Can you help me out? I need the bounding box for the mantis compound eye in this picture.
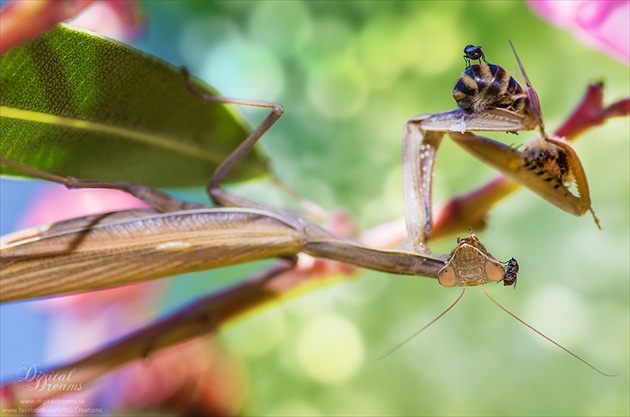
[437,265,458,287]
[484,258,506,284]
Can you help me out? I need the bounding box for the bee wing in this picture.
[0,208,303,302]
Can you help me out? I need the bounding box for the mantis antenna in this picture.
[380,283,615,377]
[379,287,466,359]
[479,284,615,377]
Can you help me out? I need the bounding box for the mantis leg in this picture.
[448,131,598,224]
[429,83,626,237]
[402,115,443,255]
[0,156,205,213]
[402,107,537,255]
[182,68,286,211]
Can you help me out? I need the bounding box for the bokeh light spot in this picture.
[295,315,364,384]
[248,1,312,56]
[225,309,287,359]
[524,284,591,346]
[201,37,285,101]
[307,66,368,119]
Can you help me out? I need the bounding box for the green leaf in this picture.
[0,24,268,187]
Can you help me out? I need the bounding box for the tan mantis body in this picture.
[0,203,445,302]
[0,43,595,298]
[0,41,620,393]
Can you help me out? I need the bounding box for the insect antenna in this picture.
[508,39,546,135]
[479,284,615,377]
[379,287,466,359]
[508,40,533,89]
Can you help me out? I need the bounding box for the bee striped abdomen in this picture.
[521,139,572,189]
[453,63,526,114]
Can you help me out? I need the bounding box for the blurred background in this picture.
[1,1,628,415]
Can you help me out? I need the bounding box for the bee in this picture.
[502,257,519,288]
[452,44,528,114]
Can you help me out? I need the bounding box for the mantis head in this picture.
[437,228,511,287]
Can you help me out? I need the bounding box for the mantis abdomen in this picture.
[0,208,304,302]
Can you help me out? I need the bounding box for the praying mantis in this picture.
[0,43,600,298]
[0,25,628,401]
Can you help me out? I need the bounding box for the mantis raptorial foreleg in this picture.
[403,42,601,255]
[430,82,628,239]
[450,132,599,224]
[403,108,536,253]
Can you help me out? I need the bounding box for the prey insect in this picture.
[502,257,519,287]
[0,33,617,401]
[455,44,527,114]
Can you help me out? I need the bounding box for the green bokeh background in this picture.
[8,1,629,415]
[138,1,629,416]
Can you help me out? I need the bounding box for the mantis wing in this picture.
[0,208,304,302]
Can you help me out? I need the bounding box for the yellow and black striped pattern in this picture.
[453,63,526,114]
